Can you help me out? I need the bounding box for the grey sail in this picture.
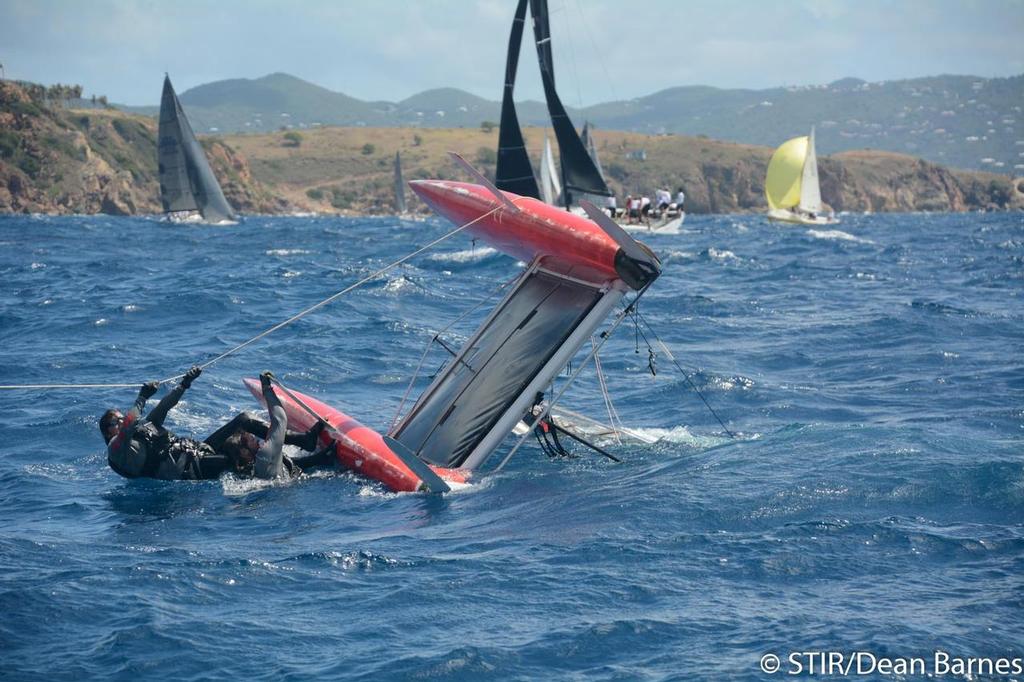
[394,151,407,214]
[529,0,611,205]
[158,75,235,222]
[391,265,624,470]
[495,0,541,199]
[580,122,604,178]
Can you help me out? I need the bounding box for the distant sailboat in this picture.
[495,0,610,208]
[580,122,604,181]
[157,75,236,224]
[494,0,680,232]
[495,0,541,200]
[539,133,561,205]
[765,127,837,225]
[394,151,408,215]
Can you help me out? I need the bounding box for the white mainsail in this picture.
[798,126,823,215]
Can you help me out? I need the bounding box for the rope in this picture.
[494,285,650,471]
[591,337,623,445]
[389,269,520,431]
[635,311,736,439]
[0,206,502,391]
[266,374,361,456]
[189,206,502,376]
[0,382,142,390]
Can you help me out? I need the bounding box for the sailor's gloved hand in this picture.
[181,366,202,389]
[139,381,159,400]
[260,371,275,392]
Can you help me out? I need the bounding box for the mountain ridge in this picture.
[114,71,1024,174]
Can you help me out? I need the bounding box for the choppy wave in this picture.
[1,212,1021,680]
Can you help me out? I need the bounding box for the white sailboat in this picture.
[539,133,561,206]
[765,126,837,225]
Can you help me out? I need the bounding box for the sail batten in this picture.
[157,75,235,222]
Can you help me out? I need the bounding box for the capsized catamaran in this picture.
[157,75,237,224]
[765,126,837,225]
[248,156,662,493]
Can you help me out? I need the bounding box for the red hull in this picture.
[244,379,468,492]
[410,180,623,285]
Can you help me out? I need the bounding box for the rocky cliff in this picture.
[0,80,283,215]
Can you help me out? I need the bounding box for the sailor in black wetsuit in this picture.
[100,366,324,481]
[222,372,335,479]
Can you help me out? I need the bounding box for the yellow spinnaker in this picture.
[765,136,809,210]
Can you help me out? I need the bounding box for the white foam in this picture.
[380,276,415,295]
[221,474,296,496]
[265,248,312,256]
[630,425,733,448]
[807,229,874,244]
[428,247,497,263]
[707,247,739,261]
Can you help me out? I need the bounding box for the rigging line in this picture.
[189,206,503,377]
[389,269,521,431]
[572,0,618,104]
[0,382,142,390]
[266,375,363,456]
[591,337,623,444]
[552,0,585,111]
[0,206,502,392]
[635,311,736,439]
[494,284,651,471]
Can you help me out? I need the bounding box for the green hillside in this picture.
[3,79,1021,216]
[116,72,1024,173]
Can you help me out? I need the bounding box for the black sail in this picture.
[394,151,407,214]
[529,0,611,205]
[157,75,235,222]
[495,0,540,199]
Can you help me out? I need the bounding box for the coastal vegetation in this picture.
[1,79,1021,216]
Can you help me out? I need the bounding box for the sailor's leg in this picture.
[290,441,337,471]
[194,452,234,479]
[204,412,269,451]
[253,404,288,479]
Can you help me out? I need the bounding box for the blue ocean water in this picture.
[0,211,1021,680]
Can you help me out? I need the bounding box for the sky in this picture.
[2,0,1023,106]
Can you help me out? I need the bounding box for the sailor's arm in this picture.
[146,366,201,428]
